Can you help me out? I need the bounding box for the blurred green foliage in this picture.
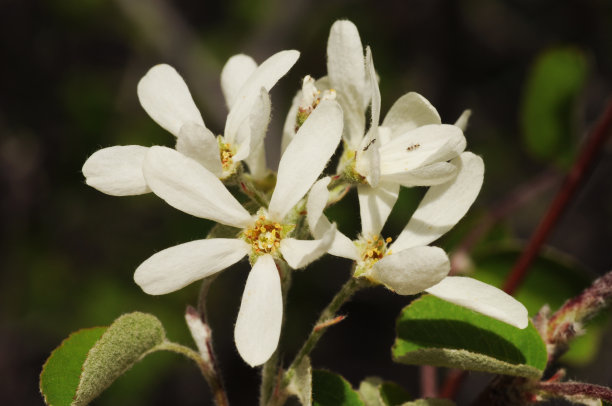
[521,47,589,167]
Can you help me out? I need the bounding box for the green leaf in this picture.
[520,47,588,166]
[359,377,411,406]
[393,295,547,378]
[40,327,107,406]
[470,246,608,365]
[40,312,166,406]
[312,370,364,406]
[287,356,312,405]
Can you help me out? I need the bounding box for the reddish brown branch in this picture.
[536,381,612,402]
[503,99,612,294]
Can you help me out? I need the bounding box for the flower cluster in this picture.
[82,20,527,367]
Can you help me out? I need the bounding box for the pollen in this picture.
[357,234,392,268]
[242,214,285,255]
[219,142,234,171]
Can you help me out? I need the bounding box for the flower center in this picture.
[219,141,234,172]
[355,234,393,276]
[295,75,336,132]
[242,213,286,257]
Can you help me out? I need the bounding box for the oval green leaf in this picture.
[40,327,107,406]
[40,312,166,406]
[313,370,365,406]
[393,295,547,378]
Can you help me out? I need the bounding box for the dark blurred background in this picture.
[2,0,612,404]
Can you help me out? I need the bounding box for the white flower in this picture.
[307,152,528,329]
[82,50,299,196]
[133,100,344,366]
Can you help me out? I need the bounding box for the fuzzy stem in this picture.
[280,276,369,394]
[153,340,230,406]
[536,381,612,402]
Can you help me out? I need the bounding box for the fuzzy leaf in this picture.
[313,370,364,406]
[40,312,166,406]
[393,295,547,378]
[40,327,107,406]
[520,47,588,167]
[359,377,411,406]
[287,356,313,405]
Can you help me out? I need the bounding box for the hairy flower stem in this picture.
[153,341,230,406]
[239,173,271,208]
[275,276,369,403]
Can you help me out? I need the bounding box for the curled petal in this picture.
[379,124,466,173]
[144,146,252,228]
[327,20,367,148]
[235,254,283,366]
[134,238,249,295]
[370,246,450,295]
[243,88,271,178]
[454,109,472,132]
[381,161,458,187]
[137,64,204,137]
[425,276,529,329]
[381,92,441,138]
[392,152,484,251]
[221,54,258,109]
[82,145,150,196]
[225,50,299,142]
[176,123,223,177]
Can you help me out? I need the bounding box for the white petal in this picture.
[327,20,367,149]
[306,177,358,260]
[235,254,283,366]
[370,246,450,295]
[137,64,204,137]
[268,100,343,221]
[280,224,336,269]
[176,123,223,177]
[454,109,472,132]
[82,145,151,196]
[221,54,258,109]
[381,92,441,138]
[242,88,271,177]
[357,182,400,237]
[355,129,381,187]
[381,161,458,187]
[365,47,381,128]
[144,146,252,228]
[392,152,484,251]
[425,276,529,329]
[134,238,249,295]
[225,50,299,142]
[281,91,301,154]
[379,124,466,173]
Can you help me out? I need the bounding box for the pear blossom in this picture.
[134,100,343,366]
[307,152,528,329]
[82,50,299,196]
